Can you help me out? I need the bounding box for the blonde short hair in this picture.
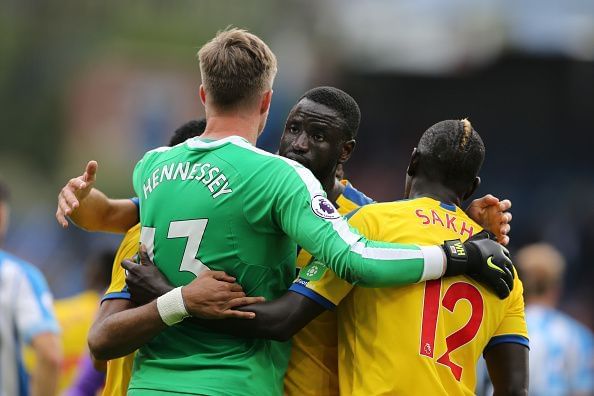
[516,243,566,297]
[198,28,277,109]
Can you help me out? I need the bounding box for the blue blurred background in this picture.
[1,0,593,329]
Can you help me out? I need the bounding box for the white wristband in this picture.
[418,245,447,281]
[156,287,190,326]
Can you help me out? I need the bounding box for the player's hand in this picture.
[181,271,266,320]
[56,160,98,228]
[442,231,514,299]
[465,194,512,246]
[121,245,174,306]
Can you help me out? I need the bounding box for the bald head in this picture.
[516,243,566,305]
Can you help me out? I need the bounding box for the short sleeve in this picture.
[484,269,529,351]
[290,260,353,309]
[14,265,60,344]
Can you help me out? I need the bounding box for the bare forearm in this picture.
[30,334,62,396]
[196,292,324,341]
[31,359,60,396]
[486,343,529,396]
[88,300,167,360]
[70,189,137,233]
[69,188,112,231]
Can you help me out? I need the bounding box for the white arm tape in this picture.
[156,287,190,326]
[419,245,446,281]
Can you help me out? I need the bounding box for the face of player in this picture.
[279,98,350,182]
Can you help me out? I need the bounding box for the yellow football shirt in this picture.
[101,223,140,396]
[284,180,373,396]
[293,197,528,396]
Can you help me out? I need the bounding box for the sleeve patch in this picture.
[300,261,328,281]
[311,195,341,220]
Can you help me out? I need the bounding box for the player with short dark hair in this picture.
[411,119,485,199]
[168,119,208,147]
[293,119,528,395]
[299,86,361,138]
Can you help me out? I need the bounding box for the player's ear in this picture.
[199,85,207,105]
[407,148,419,176]
[463,176,481,201]
[260,90,273,115]
[339,139,356,164]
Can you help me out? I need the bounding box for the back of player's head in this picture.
[198,28,277,110]
[516,243,566,301]
[168,118,207,146]
[415,119,485,196]
[299,86,361,140]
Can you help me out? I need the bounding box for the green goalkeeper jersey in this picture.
[129,136,444,395]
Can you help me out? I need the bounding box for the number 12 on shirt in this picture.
[419,279,484,381]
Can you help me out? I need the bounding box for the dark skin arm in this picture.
[125,249,326,341]
[88,268,263,360]
[484,343,529,396]
[89,299,133,372]
[191,292,325,342]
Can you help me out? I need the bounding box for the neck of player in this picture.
[408,178,461,207]
[324,175,345,206]
[201,113,262,145]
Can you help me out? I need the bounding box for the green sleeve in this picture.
[270,160,444,287]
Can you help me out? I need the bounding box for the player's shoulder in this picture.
[538,307,594,341]
[341,180,374,207]
[224,138,321,190]
[138,143,184,166]
[351,199,415,218]
[123,223,141,240]
[117,224,141,257]
[0,250,50,294]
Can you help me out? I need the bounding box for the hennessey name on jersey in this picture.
[142,161,233,200]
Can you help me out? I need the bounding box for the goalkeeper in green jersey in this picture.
[83,28,512,396]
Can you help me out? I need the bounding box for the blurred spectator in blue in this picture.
[0,180,62,396]
[477,243,593,396]
[519,243,593,396]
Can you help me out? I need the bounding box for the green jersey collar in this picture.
[186,135,250,150]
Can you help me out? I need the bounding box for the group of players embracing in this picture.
[56,28,528,396]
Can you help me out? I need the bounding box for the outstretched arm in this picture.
[484,343,529,396]
[56,160,138,233]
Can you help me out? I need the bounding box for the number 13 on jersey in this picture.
[419,279,484,381]
[140,219,210,277]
